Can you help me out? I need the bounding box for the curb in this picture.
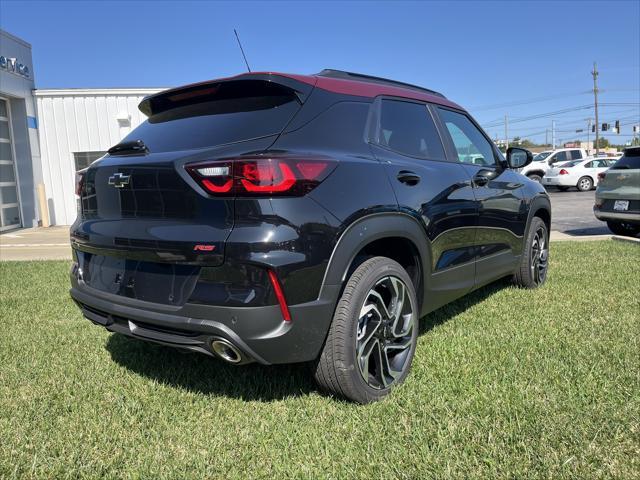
[612,235,640,245]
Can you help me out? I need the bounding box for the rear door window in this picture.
[436,108,497,166]
[121,80,302,153]
[377,99,445,160]
[553,151,569,164]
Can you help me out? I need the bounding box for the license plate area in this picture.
[77,252,200,305]
[614,200,629,211]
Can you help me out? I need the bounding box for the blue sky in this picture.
[2,0,639,144]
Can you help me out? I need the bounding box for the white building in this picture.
[34,88,162,225]
[1,28,164,228]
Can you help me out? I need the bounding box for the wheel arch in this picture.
[319,213,431,310]
[525,195,552,240]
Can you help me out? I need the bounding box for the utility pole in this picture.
[587,118,592,153]
[592,62,600,155]
[504,115,509,151]
[545,129,548,146]
[552,120,556,149]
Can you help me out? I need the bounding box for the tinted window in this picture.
[612,149,640,169]
[437,108,496,166]
[121,81,301,153]
[570,150,583,160]
[553,151,569,163]
[378,100,445,160]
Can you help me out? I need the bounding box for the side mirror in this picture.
[506,147,533,169]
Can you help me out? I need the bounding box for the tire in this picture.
[513,217,549,289]
[527,174,543,183]
[606,220,640,237]
[314,257,419,404]
[576,176,593,191]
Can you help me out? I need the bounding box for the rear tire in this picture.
[527,174,543,183]
[513,217,549,289]
[314,257,419,404]
[577,176,593,191]
[606,220,640,237]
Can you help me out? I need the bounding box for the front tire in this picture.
[314,257,419,404]
[607,220,640,237]
[577,176,593,191]
[513,217,549,288]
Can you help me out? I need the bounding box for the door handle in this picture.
[473,169,498,187]
[397,170,421,186]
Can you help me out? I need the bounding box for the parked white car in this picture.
[520,148,589,182]
[542,157,618,191]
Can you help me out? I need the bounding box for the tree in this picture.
[594,137,610,149]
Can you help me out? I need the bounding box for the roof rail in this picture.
[315,69,446,98]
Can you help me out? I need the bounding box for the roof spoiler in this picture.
[139,73,316,117]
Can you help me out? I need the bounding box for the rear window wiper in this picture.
[108,139,149,156]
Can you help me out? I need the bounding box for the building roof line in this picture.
[33,88,168,96]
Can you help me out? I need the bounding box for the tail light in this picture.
[559,169,569,175]
[75,169,86,196]
[598,172,606,181]
[186,156,336,196]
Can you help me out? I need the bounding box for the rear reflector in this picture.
[267,269,291,322]
[186,156,336,196]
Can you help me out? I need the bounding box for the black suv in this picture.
[71,70,550,403]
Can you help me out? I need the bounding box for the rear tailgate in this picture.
[71,75,313,305]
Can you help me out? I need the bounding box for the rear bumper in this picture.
[542,176,573,187]
[593,207,640,224]
[70,274,339,365]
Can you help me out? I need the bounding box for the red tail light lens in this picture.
[75,169,86,196]
[559,169,569,175]
[186,156,335,196]
[598,172,606,181]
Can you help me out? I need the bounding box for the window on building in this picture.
[377,100,445,160]
[73,151,106,171]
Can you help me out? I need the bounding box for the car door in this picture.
[432,106,528,288]
[368,98,478,311]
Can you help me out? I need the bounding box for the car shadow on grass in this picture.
[106,277,512,402]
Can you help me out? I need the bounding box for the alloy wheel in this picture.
[356,276,415,389]
[530,226,549,284]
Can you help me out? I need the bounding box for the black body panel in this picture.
[70,74,550,365]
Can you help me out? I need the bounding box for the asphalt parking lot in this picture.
[547,188,609,236]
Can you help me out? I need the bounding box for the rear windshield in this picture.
[612,150,640,170]
[121,80,301,153]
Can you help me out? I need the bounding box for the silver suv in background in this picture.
[594,146,640,237]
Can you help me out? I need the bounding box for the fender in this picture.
[317,212,431,307]
[524,193,552,242]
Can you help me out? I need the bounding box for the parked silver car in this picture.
[594,147,640,236]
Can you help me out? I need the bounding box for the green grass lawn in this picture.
[1,240,639,479]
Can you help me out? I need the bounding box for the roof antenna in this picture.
[234,29,251,72]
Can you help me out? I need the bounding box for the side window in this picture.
[553,151,569,163]
[378,100,445,160]
[436,108,496,166]
[584,161,594,168]
[570,150,583,160]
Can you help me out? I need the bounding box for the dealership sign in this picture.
[0,56,30,78]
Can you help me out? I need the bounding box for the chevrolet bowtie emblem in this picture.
[108,172,130,188]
